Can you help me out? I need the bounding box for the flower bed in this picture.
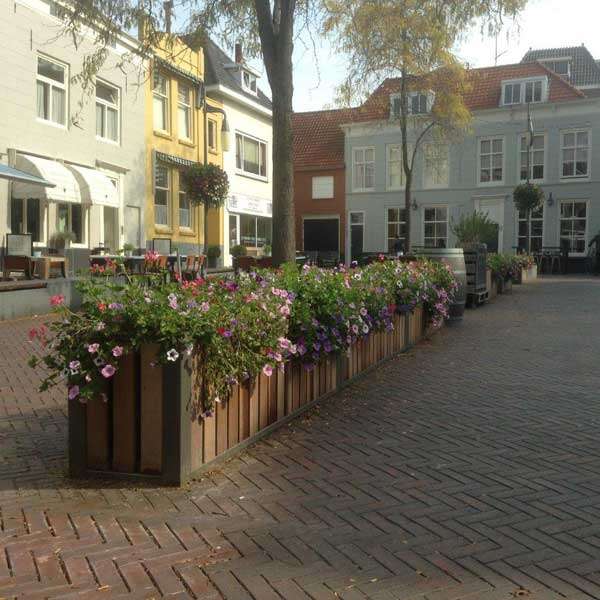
[29,259,456,483]
[486,253,537,296]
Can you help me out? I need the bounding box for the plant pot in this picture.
[207,256,218,269]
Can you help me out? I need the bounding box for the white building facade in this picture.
[0,0,146,269]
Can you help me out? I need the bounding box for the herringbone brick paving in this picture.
[1,276,600,599]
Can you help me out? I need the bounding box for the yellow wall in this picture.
[144,36,223,251]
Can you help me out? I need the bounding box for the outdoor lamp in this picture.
[411,197,418,211]
[547,192,554,207]
[221,116,231,153]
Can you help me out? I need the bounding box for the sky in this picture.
[233,0,600,112]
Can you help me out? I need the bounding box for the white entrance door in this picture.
[476,197,504,253]
[124,205,141,248]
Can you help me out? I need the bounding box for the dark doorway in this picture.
[303,218,339,253]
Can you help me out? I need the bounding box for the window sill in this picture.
[154,225,172,233]
[477,181,505,187]
[208,147,219,155]
[178,139,195,148]
[352,188,376,194]
[178,229,196,237]
[36,118,67,130]
[235,170,268,183]
[153,130,172,141]
[559,176,590,182]
[96,136,120,146]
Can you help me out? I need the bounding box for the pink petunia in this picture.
[101,364,116,378]
[68,385,80,400]
[262,364,273,377]
[112,346,124,358]
[50,294,65,306]
[88,343,100,354]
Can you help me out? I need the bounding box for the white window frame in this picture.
[178,188,192,230]
[518,132,546,183]
[153,71,170,134]
[55,203,87,248]
[422,205,448,248]
[423,143,449,189]
[478,136,505,186]
[312,175,334,199]
[241,70,258,95]
[154,164,170,227]
[385,207,407,253]
[177,82,193,142]
[559,199,588,256]
[36,54,68,128]
[352,146,375,193]
[386,144,404,191]
[235,131,268,181]
[516,205,544,253]
[95,79,120,144]
[501,77,547,106]
[560,129,591,180]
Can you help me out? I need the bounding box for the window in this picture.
[95,81,119,142]
[561,130,589,178]
[479,138,503,184]
[353,147,375,191]
[207,119,217,151]
[424,144,449,188]
[56,203,83,244]
[240,214,272,251]
[525,80,543,103]
[154,165,170,226]
[312,176,334,199]
[179,189,191,229]
[387,145,404,189]
[177,83,192,141]
[503,82,521,105]
[36,55,67,126]
[520,134,545,181]
[423,206,448,248]
[153,71,169,132]
[11,198,42,243]
[387,208,407,252]
[242,70,257,95]
[518,206,543,253]
[560,201,587,254]
[543,59,570,78]
[390,93,432,117]
[236,133,267,178]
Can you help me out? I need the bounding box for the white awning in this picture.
[12,154,82,203]
[67,164,119,207]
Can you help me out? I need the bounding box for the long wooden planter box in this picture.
[69,307,426,485]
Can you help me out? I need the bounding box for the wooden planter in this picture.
[69,308,426,485]
[522,265,538,282]
[486,269,498,300]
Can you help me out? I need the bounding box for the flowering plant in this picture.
[30,259,456,414]
[181,163,229,209]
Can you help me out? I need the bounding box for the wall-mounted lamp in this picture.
[547,192,554,207]
[411,197,418,211]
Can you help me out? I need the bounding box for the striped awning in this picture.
[0,162,55,187]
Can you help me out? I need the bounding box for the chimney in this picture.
[164,1,173,34]
[235,42,243,64]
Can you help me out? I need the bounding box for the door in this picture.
[124,205,141,248]
[349,212,364,262]
[303,218,339,253]
[103,206,119,251]
[476,198,504,253]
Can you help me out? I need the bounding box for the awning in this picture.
[0,163,56,187]
[67,164,119,207]
[12,154,81,203]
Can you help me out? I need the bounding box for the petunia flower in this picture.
[166,348,179,362]
[112,346,124,358]
[101,364,116,378]
[88,343,100,354]
[262,364,273,377]
[68,385,80,400]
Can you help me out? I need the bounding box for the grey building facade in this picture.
[0,0,146,266]
[343,62,600,268]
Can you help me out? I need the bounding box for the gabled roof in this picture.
[522,45,600,88]
[202,39,272,111]
[292,108,357,170]
[354,61,585,122]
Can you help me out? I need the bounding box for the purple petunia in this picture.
[101,364,116,378]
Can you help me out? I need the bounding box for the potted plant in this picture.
[206,245,221,269]
[262,244,272,257]
[122,243,135,257]
[51,231,76,253]
[230,244,247,259]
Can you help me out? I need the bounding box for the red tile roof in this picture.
[292,62,586,170]
[292,108,356,171]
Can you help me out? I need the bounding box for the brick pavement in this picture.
[2,277,600,599]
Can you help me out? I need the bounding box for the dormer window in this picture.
[390,92,433,118]
[242,70,257,95]
[542,59,571,79]
[501,78,547,106]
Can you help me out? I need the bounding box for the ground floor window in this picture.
[239,214,272,253]
[423,206,448,248]
[154,165,170,226]
[57,203,84,244]
[179,189,191,229]
[10,197,42,242]
[229,214,239,247]
[517,207,543,253]
[560,200,587,254]
[387,207,407,252]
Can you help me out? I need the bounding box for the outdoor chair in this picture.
[318,251,339,268]
[182,255,205,280]
[304,251,318,265]
[3,234,34,280]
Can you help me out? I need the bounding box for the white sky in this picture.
[288,0,600,112]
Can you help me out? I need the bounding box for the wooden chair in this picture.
[3,234,34,280]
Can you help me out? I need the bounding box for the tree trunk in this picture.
[404,175,412,253]
[270,77,295,265]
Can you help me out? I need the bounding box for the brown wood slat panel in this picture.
[285,366,293,415]
[112,353,137,473]
[276,368,285,420]
[268,372,278,425]
[86,394,110,470]
[249,379,259,435]
[140,345,163,474]
[299,367,307,406]
[216,398,228,455]
[239,383,250,441]
[259,373,269,429]
[228,385,240,449]
[313,363,320,400]
[190,414,204,472]
[203,409,217,462]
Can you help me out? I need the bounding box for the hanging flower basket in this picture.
[513,183,544,214]
[181,163,229,208]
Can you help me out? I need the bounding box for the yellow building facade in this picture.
[145,36,224,255]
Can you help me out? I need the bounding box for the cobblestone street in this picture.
[2,277,600,599]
